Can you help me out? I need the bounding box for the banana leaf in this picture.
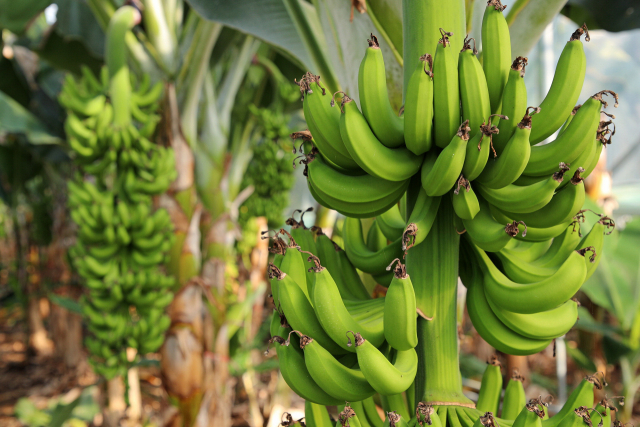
[561,0,640,32]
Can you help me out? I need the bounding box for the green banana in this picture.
[493,57,528,153]
[541,375,602,427]
[381,394,411,422]
[337,247,373,300]
[338,93,423,182]
[472,243,587,314]
[525,91,616,176]
[556,408,595,427]
[462,197,522,253]
[476,164,569,214]
[529,25,589,144]
[338,404,364,427]
[502,372,526,420]
[459,36,491,139]
[477,107,539,189]
[433,29,461,148]
[452,176,480,220]
[344,217,404,275]
[490,207,572,243]
[512,402,545,427]
[378,204,406,241]
[577,217,614,282]
[482,0,511,114]
[403,189,442,249]
[385,411,410,427]
[405,54,434,155]
[476,356,502,415]
[359,34,405,148]
[590,399,615,427]
[421,121,470,196]
[384,260,418,351]
[306,401,334,427]
[349,331,418,396]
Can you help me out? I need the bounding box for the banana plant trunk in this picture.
[403,0,470,407]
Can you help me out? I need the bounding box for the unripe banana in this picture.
[384,260,418,351]
[433,29,461,148]
[530,25,590,144]
[403,189,441,249]
[476,356,502,414]
[542,375,602,427]
[512,402,545,427]
[502,371,526,420]
[577,217,614,282]
[458,36,491,139]
[359,34,405,148]
[377,204,406,241]
[462,114,505,180]
[493,57,528,153]
[305,401,334,427]
[462,197,523,252]
[421,121,470,196]
[482,0,511,114]
[343,217,404,276]
[405,54,434,155]
[348,331,418,396]
[452,176,480,220]
[337,93,423,181]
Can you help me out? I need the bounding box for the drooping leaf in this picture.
[49,294,83,314]
[34,30,103,75]
[561,0,640,32]
[0,0,52,34]
[0,90,61,144]
[565,344,598,372]
[55,0,106,59]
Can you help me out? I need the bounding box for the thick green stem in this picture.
[402,0,466,98]
[407,197,472,405]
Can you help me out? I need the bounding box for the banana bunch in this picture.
[266,219,418,419]
[62,6,175,379]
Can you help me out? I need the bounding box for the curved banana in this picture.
[433,29,461,148]
[477,107,538,189]
[403,189,441,249]
[525,91,616,176]
[472,243,587,314]
[405,54,434,155]
[482,0,511,114]
[476,164,568,214]
[462,197,522,253]
[541,375,602,427]
[476,356,503,414]
[378,204,406,241]
[349,331,418,396]
[305,401,334,427]
[459,36,491,139]
[384,260,418,351]
[338,93,423,181]
[488,298,578,340]
[512,402,545,427]
[359,34,405,148]
[338,404,365,427]
[530,25,589,144]
[578,217,614,282]
[493,57,528,153]
[421,121,470,196]
[337,248,373,300]
[463,115,505,181]
[299,73,360,170]
[344,217,404,275]
[452,176,480,220]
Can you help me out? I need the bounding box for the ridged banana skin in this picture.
[497,181,585,229]
[556,133,597,191]
[421,129,468,196]
[405,55,435,155]
[512,406,544,427]
[276,272,345,354]
[361,396,385,427]
[380,393,411,421]
[463,129,492,181]
[302,338,376,402]
[482,1,511,114]
[473,243,587,314]
[316,233,359,301]
[273,330,343,405]
[340,99,423,182]
[502,377,526,420]
[494,250,558,283]
[433,37,461,148]
[476,360,502,414]
[490,207,572,243]
[476,124,531,189]
[305,401,334,427]
[463,263,551,355]
[459,48,492,139]
[531,225,582,268]
[280,246,311,300]
[525,97,601,176]
[541,378,596,427]
[303,82,361,170]
[530,34,587,144]
[494,62,528,153]
[452,185,480,220]
[384,272,418,351]
[501,239,552,263]
[344,217,404,275]
[476,175,561,214]
[488,298,578,340]
[337,249,373,300]
[359,40,405,148]
[312,268,385,352]
[590,401,612,427]
[354,336,418,396]
[462,198,513,253]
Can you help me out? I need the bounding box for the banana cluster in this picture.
[62,62,176,379]
[292,1,618,356]
[267,220,417,423]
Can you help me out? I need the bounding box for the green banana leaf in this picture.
[0,90,61,145]
[561,0,640,32]
[55,0,106,59]
[0,0,52,34]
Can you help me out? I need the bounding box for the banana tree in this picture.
[224,0,624,426]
